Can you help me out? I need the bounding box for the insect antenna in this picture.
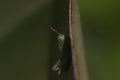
[50,27,61,35]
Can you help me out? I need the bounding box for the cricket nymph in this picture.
[51,27,72,75]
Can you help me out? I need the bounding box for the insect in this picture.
[51,27,72,75]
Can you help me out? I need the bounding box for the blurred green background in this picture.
[0,0,52,80]
[78,0,120,80]
[0,0,120,80]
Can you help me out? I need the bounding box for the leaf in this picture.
[69,0,89,80]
